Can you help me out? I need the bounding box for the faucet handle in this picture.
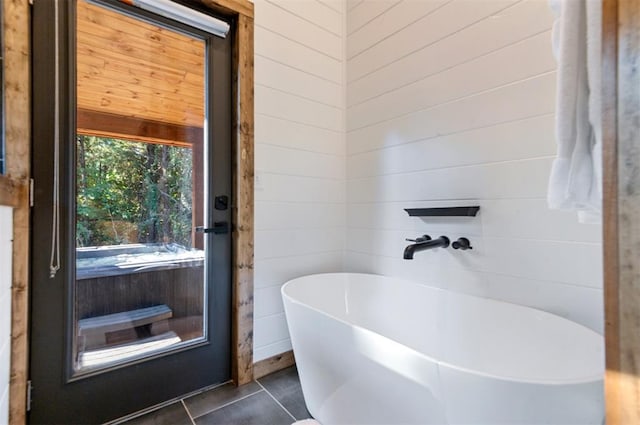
[405,235,431,243]
[452,237,472,250]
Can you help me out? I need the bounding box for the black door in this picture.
[30,0,233,422]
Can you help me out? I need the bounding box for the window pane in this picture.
[73,0,207,375]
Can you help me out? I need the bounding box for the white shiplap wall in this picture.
[345,0,604,333]
[253,0,346,361]
[0,207,12,425]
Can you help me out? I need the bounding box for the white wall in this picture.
[253,0,604,362]
[252,0,346,361]
[344,0,604,333]
[0,207,12,425]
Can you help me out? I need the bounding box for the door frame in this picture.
[602,0,640,422]
[3,0,254,423]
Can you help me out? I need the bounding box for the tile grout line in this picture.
[255,380,297,422]
[181,400,197,425]
[189,389,265,420]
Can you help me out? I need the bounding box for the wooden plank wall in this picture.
[603,0,640,422]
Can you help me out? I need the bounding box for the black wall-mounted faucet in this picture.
[403,235,450,260]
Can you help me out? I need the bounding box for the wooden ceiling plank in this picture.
[78,32,205,71]
[77,44,193,81]
[78,0,208,48]
[77,76,204,107]
[76,18,205,58]
[77,94,204,127]
[76,0,207,132]
[77,61,204,99]
[76,24,205,66]
[76,86,204,115]
[77,46,204,91]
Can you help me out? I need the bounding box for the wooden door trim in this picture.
[193,0,255,386]
[603,0,640,422]
[602,0,619,420]
[192,0,255,387]
[4,0,31,423]
[229,10,255,386]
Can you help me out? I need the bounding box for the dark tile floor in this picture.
[115,366,312,425]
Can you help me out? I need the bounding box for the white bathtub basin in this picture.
[282,273,604,425]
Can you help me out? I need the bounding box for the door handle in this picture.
[195,222,229,234]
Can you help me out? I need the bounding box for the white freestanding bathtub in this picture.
[282,273,604,425]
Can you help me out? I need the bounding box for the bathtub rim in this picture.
[282,272,604,386]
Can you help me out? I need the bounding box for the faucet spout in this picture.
[403,236,450,259]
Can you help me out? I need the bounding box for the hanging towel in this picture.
[547,0,602,223]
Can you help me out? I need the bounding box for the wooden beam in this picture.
[230,12,254,386]
[603,0,640,422]
[77,109,203,147]
[4,0,31,423]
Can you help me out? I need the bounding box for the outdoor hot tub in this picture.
[76,243,204,279]
[74,243,206,372]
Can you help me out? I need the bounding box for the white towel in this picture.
[547,0,602,223]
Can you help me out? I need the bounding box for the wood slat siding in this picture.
[603,0,640,422]
[76,0,205,127]
[76,269,204,319]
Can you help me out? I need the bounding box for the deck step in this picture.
[78,305,173,349]
[78,331,182,369]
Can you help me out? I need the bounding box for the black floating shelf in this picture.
[404,206,480,217]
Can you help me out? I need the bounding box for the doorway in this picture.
[29,0,233,422]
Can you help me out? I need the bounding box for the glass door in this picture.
[29,0,232,422]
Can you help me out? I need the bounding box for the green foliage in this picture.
[76,135,194,248]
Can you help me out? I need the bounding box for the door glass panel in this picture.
[73,0,207,375]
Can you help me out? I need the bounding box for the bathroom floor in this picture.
[115,366,312,425]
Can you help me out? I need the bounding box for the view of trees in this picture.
[76,135,194,248]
